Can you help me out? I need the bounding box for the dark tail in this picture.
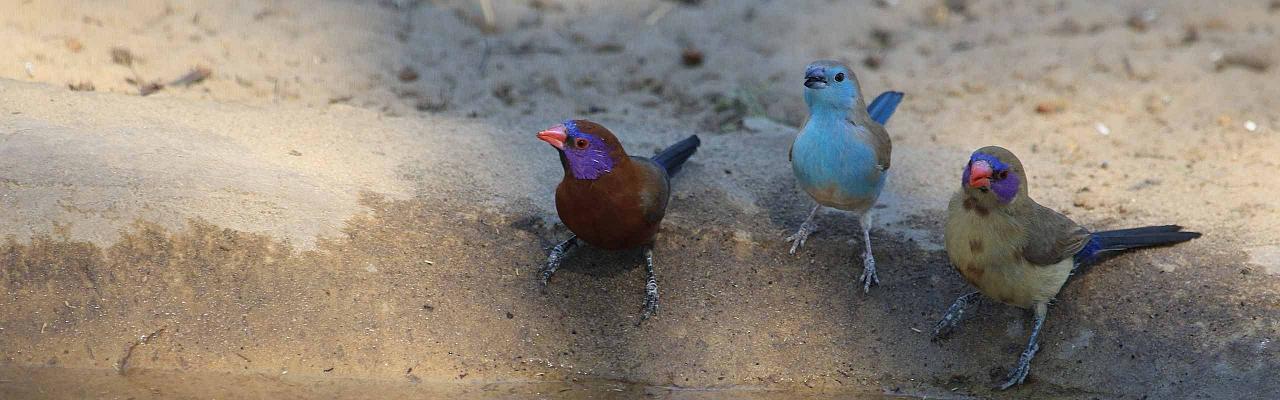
[651,135,701,176]
[1075,225,1201,266]
[867,91,904,125]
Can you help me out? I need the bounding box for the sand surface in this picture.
[1,0,1278,398]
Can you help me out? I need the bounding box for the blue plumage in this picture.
[787,60,903,292]
[791,116,885,206]
[867,91,904,125]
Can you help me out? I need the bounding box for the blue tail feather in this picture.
[867,91,904,125]
[1074,225,1201,266]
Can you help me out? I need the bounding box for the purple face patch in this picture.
[561,120,615,180]
[967,152,1020,204]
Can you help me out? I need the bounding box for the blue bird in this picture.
[786,60,904,292]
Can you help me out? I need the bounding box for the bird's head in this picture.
[803,60,861,111]
[961,146,1027,206]
[537,119,625,180]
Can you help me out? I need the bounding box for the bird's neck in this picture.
[809,108,852,131]
[805,94,850,115]
[804,106,854,136]
[560,152,629,182]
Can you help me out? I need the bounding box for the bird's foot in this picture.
[996,341,1039,390]
[541,237,578,287]
[932,291,981,342]
[639,283,659,323]
[785,220,818,254]
[637,247,660,325]
[931,318,958,342]
[858,250,879,292]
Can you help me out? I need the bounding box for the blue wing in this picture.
[866,91,904,125]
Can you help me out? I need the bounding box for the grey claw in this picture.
[993,341,1034,389]
[785,222,817,255]
[859,253,879,293]
[541,237,577,287]
[997,341,1039,390]
[931,323,954,342]
[640,291,659,322]
[932,291,981,342]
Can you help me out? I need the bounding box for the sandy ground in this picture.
[1,0,1278,398]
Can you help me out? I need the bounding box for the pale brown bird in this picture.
[933,146,1200,389]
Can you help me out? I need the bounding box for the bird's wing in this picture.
[849,113,892,171]
[789,115,810,163]
[630,157,671,225]
[1017,201,1091,266]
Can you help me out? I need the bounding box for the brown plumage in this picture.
[536,119,700,322]
[553,122,670,249]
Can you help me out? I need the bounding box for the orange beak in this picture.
[968,160,992,189]
[537,124,567,150]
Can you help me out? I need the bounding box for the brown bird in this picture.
[933,146,1200,389]
[536,119,700,322]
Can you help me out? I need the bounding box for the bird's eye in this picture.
[834,73,845,82]
[996,170,1009,180]
[574,138,589,149]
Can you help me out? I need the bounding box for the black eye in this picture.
[834,72,845,82]
[574,138,589,149]
[996,170,1009,180]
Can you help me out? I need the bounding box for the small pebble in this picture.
[110,47,134,66]
[1034,100,1065,114]
[1215,52,1272,72]
[863,54,882,70]
[1126,9,1158,32]
[1245,120,1258,132]
[1181,26,1199,44]
[398,67,419,82]
[680,48,704,67]
[1095,122,1111,136]
[925,5,950,27]
[64,38,83,52]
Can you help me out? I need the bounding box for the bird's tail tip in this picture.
[1091,225,1202,251]
[1076,226,1201,267]
[867,91,905,125]
[653,135,701,175]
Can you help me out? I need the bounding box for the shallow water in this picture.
[1,366,940,400]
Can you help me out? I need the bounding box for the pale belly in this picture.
[790,129,885,212]
[944,206,1073,308]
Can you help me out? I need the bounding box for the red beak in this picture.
[968,160,992,189]
[537,124,567,150]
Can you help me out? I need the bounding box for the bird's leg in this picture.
[541,236,578,286]
[857,212,879,292]
[786,204,822,254]
[998,302,1047,390]
[931,291,983,341]
[638,246,660,324]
